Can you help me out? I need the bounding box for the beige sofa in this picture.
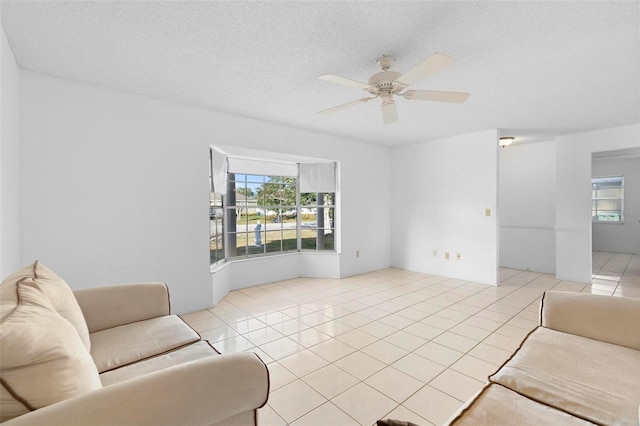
[446,290,640,425]
[0,261,269,426]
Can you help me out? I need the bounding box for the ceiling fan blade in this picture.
[318,74,370,90]
[403,90,470,103]
[381,101,398,124]
[394,53,453,88]
[318,97,372,114]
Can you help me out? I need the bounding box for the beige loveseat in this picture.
[446,290,640,425]
[0,261,269,426]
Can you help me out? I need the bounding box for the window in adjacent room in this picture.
[592,176,624,223]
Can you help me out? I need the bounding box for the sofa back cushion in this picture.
[541,290,640,350]
[0,279,102,422]
[0,261,91,351]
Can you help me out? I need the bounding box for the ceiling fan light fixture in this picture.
[499,136,515,148]
[376,55,395,71]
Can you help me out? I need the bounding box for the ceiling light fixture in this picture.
[499,136,515,148]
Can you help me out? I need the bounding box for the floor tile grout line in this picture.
[362,270,561,418]
[210,269,546,362]
[591,251,635,296]
[613,252,632,295]
[272,276,542,423]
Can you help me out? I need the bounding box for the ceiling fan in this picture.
[318,53,469,124]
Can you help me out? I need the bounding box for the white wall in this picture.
[16,68,638,310]
[592,155,640,253]
[555,124,640,283]
[390,130,499,285]
[20,71,391,314]
[0,23,21,279]
[499,140,556,273]
[213,253,300,295]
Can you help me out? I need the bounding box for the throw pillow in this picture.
[0,278,101,422]
[0,260,91,350]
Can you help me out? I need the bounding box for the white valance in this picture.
[210,147,228,195]
[299,162,336,193]
[211,145,336,194]
[227,157,298,177]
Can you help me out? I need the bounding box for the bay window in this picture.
[210,147,337,266]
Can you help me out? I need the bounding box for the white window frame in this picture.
[210,148,337,266]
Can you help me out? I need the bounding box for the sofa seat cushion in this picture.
[100,341,219,386]
[90,315,200,373]
[446,383,596,425]
[0,261,91,351]
[490,326,640,425]
[0,279,101,422]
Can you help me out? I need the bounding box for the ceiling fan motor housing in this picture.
[367,71,402,95]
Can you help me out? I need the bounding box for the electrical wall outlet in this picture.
[433,250,438,257]
[356,250,360,258]
[485,208,491,217]
[456,253,462,260]
[445,252,450,260]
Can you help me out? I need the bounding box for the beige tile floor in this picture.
[182,252,639,426]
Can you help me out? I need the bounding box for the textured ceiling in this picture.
[2,1,639,147]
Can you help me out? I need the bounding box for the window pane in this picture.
[300,192,317,206]
[592,176,623,189]
[235,208,249,224]
[247,242,265,255]
[301,207,316,221]
[299,227,336,250]
[246,174,266,184]
[281,226,298,251]
[239,232,251,255]
[322,193,336,207]
[210,192,222,206]
[210,215,224,264]
[265,231,283,253]
[301,233,317,250]
[319,229,335,250]
[596,187,622,198]
[596,199,621,211]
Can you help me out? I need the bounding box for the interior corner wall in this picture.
[592,156,640,254]
[390,130,499,285]
[499,140,556,273]
[555,124,640,283]
[0,23,21,280]
[19,71,390,314]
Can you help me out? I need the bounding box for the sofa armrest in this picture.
[540,290,640,350]
[74,282,171,333]
[2,352,269,426]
